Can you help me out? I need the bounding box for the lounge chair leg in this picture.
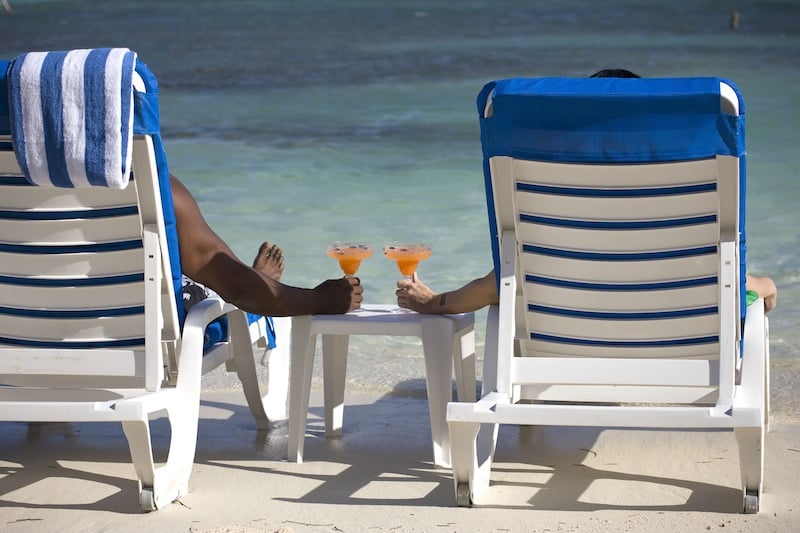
[122,407,198,511]
[322,334,349,438]
[448,420,498,506]
[734,425,764,513]
[121,418,157,509]
[228,311,270,430]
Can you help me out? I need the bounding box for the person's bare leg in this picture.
[253,242,285,281]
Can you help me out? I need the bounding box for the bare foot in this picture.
[253,241,285,280]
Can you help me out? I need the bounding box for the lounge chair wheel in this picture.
[456,482,472,507]
[743,491,759,514]
[139,488,156,512]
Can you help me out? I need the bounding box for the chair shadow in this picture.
[204,378,744,513]
[0,421,155,514]
[195,377,456,507]
[0,378,744,514]
[483,424,743,512]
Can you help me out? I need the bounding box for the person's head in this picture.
[590,69,640,78]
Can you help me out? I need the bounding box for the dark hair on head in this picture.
[590,69,640,78]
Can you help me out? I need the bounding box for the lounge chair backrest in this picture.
[478,77,746,403]
[0,51,181,391]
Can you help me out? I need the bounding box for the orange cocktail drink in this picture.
[327,242,373,276]
[383,243,432,278]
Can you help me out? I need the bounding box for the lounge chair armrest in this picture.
[175,296,238,387]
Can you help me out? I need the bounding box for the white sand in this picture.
[1,386,798,533]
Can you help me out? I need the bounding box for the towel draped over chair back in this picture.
[2,50,184,328]
[7,48,136,189]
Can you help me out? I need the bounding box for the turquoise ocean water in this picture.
[2,0,798,418]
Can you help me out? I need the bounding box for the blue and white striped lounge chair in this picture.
[447,77,769,513]
[0,49,287,511]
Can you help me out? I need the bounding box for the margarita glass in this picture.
[326,241,373,277]
[383,242,432,281]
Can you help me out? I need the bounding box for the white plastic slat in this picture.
[526,311,719,341]
[0,248,144,277]
[521,337,720,359]
[0,149,21,175]
[516,190,718,221]
[0,314,146,342]
[518,222,718,252]
[512,158,720,188]
[510,357,717,387]
[526,282,718,312]
[0,282,145,309]
[0,348,145,377]
[0,214,142,244]
[0,181,138,210]
[520,252,718,284]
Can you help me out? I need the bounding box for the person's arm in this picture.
[396,270,498,314]
[170,176,362,316]
[746,273,777,314]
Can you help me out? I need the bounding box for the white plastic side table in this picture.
[288,304,476,468]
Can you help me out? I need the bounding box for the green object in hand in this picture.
[745,290,759,306]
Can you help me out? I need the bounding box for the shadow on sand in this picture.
[0,378,745,515]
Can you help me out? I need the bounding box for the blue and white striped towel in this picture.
[7,48,137,188]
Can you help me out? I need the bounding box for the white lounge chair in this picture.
[0,49,285,511]
[447,77,769,513]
